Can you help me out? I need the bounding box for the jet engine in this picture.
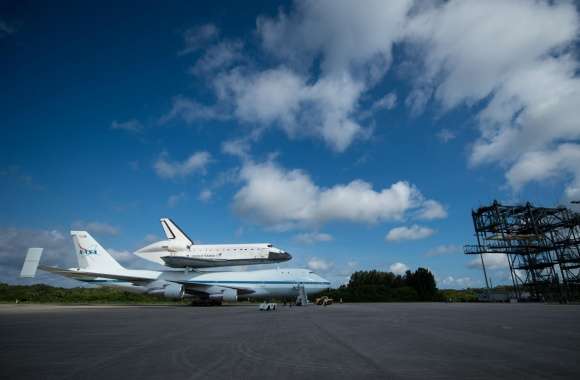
[209,288,237,302]
[163,283,184,299]
[148,282,184,300]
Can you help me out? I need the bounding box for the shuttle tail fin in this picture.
[160,218,193,245]
[71,231,125,273]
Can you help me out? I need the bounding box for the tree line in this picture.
[322,268,440,302]
[0,283,182,304]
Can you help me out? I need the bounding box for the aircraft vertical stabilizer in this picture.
[71,231,124,272]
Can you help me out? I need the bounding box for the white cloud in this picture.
[505,144,580,193]
[405,0,580,196]
[436,129,456,143]
[179,23,219,55]
[111,119,142,133]
[233,160,445,230]
[167,192,186,208]
[198,189,212,202]
[467,253,509,270]
[171,1,415,152]
[153,151,211,179]
[372,92,397,111]
[160,96,228,124]
[257,0,412,77]
[307,257,333,271]
[190,40,244,76]
[440,276,475,289]
[389,262,409,275]
[214,67,367,152]
[294,232,333,244]
[221,138,251,159]
[71,221,119,236]
[386,225,435,242]
[0,228,77,286]
[416,199,447,220]
[425,244,462,257]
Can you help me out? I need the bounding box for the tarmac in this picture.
[1,302,580,379]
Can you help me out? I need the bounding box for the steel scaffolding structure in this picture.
[464,201,580,302]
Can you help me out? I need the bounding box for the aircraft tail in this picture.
[71,231,125,273]
[160,218,193,245]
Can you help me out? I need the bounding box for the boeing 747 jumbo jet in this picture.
[20,231,330,304]
[134,218,292,268]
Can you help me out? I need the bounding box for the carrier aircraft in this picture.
[20,231,330,304]
[134,218,292,268]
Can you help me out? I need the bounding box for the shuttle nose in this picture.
[268,250,292,262]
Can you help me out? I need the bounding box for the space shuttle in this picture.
[20,231,329,305]
[134,218,292,268]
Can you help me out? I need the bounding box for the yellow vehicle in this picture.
[315,296,333,306]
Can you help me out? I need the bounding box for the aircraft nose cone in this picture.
[268,250,292,262]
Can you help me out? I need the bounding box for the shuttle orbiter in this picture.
[134,218,292,268]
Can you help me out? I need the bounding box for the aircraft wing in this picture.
[38,265,155,286]
[174,280,256,296]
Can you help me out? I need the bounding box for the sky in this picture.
[1,0,580,289]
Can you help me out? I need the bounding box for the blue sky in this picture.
[2,0,580,288]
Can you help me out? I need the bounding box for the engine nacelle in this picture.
[209,288,238,302]
[148,282,184,300]
[163,283,185,299]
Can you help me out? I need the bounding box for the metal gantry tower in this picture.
[464,201,580,302]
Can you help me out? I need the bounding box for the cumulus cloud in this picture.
[389,262,409,275]
[221,138,251,159]
[405,0,580,195]
[415,199,447,220]
[425,244,462,257]
[153,151,211,179]
[505,144,580,193]
[190,40,244,76]
[257,0,412,77]
[0,228,77,286]
[168,1,416,151]
[213,67,367,151]
[294,232,333,244]
[160,96,229,124]
[179,23,219,55]
[111,119,143,133]
[307,257,333,271]
[233,160,445,230]
[467,253,510,270]
[371,93,397,112]
[440,276,475,289]
[164,0,580,197]
[71,221,119,236]
[386,225,435,242]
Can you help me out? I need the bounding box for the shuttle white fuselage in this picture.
[135,219,291,268]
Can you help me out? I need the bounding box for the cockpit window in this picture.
[267,244,272,247]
